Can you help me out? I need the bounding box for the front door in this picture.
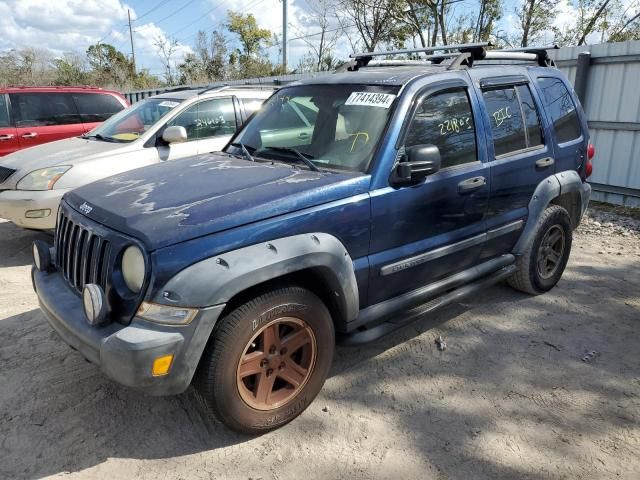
[156,97,239,161]
[368,80,490,305]
[0,94,19,157]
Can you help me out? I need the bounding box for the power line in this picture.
[141,0,200,29]
[168,0,229,38]
[135,0,174,21]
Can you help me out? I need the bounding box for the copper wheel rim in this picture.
[537,225,565,280]
[236,317,317,411]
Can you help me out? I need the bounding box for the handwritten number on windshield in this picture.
[439,117,472,136]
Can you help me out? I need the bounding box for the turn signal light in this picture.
[152,354,174,376]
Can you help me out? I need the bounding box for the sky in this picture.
[0,0,585,78]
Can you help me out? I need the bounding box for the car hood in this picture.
[65,153,370,250]
[0,137,130,184]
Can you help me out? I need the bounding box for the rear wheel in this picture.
[508,205,572,295]
[195,286,334,434]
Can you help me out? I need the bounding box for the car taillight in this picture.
[586,143,595,178]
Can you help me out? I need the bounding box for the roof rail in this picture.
[198,83,282,95]
[348,43,492,70]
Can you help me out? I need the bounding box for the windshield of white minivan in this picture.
[227,85,400,172]
[86,98,182,143]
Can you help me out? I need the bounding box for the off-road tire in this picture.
[194,286,334,435]
[508,204,573,295]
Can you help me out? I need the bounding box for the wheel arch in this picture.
[153,233,360,331]
[513,170,589,255]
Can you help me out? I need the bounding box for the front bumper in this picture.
[0,188,70,229]
[33,267,225,396]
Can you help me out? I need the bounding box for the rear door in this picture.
[259,97,316,148]
[472,75,553,259]
[368,79,490,305]
[10,92,83,149]
[72,92,127,133]
[0,94,19,157]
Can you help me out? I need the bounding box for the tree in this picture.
[53,52,90,85]
[553,0,640,46]
[338,0,409,52]
[474,0,502,42]
[300,0,341,70]
[86,43,132,87]
[154,36,178,86]
[516,0,556,46]
[226,11,275,77]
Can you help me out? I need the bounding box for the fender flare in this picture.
[153,233,360,323]
[513,170,590,255]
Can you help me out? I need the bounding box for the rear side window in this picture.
[73,93,124,123]
[405,89,477,168]
[0,95,9,127]
[10,93,81,127]
[482,84,544,156]
[537,77,581,143]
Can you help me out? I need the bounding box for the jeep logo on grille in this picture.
[79,202,93,215]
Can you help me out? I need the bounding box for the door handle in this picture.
[21,132,38,139]
[535,157,554,168]
[0,134,14,141]
[458,176,486,194]
[298,132,310,139]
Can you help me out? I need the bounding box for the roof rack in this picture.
[348,43,491,70]
[347,43,559,71]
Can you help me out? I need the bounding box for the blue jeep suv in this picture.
[32,44,593,434]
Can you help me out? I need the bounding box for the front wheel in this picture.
[508,204,573,295]
[194,286,334,434]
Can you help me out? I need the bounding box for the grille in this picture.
[0,166,16,184]
[55,209,112,293]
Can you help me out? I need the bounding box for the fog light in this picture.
[82,284,108,326]
[152,354,174,376]
[25,209,51,219]
[32,240,51,271]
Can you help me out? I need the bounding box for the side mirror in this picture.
[396,144,441,182]
[162,125,187,144]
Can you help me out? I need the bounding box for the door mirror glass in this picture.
[162,125,187,144]
[396,145,441,182]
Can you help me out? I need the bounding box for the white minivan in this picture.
[0,86,274,230]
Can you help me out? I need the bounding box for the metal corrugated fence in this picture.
[124,41,640,207]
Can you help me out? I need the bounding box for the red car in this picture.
[0,86,128,157]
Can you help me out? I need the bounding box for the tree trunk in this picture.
[521,0,536,47]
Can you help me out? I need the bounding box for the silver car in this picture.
[0,86,274,230]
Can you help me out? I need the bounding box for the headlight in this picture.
[137,302,198,325]
[121,245,146,293]
[17,166,71,190]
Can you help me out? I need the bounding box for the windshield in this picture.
[87,98,183,143]
[227,84,399,172]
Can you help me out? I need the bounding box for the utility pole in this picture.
[128,9,136,76]
[282,0,287,72]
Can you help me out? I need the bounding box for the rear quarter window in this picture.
[73,93,125,123]
[537,77,582,143]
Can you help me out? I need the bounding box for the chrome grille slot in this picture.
[55,208,112,293]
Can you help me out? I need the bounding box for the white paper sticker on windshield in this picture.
[345,92,396,108]
[158,100,180,108]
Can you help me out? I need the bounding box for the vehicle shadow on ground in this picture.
[1,262,638,478]
[0,221,51,268]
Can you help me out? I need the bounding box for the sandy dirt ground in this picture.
[0,206,639,480]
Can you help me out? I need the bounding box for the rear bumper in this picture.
[580,181,592,219]
[33,267,225,396]
[0,189,69,229]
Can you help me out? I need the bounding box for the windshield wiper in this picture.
[230,142,255,162]
[263,147,319,172]
[82,133,123,143]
